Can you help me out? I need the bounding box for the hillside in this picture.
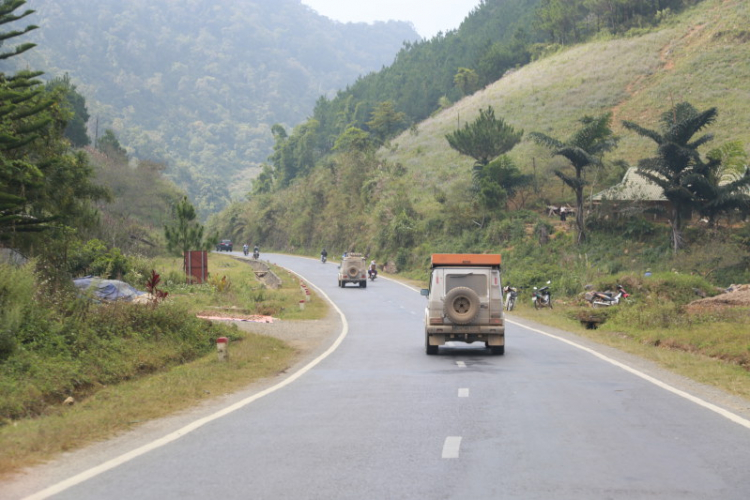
[207,0,750,285]
[13,0,419,214]
[381,0,750,209]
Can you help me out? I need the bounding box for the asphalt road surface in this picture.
[9,253,750,500]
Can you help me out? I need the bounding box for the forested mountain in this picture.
[257,0,702,191]
[208,0,750,284]
[11,0,419,215]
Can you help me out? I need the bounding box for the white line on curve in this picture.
[396,280,750,431]
[505,318,750,431]
[442,436,462,459]
[24,269,350,500]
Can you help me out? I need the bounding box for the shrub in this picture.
[0,264,38,361]
[0,300,233,420]
[67,239,130,279]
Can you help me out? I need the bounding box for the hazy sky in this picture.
[301,0,482,39]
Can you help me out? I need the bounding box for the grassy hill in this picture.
[381,0,750,207]
[209,0,750,287]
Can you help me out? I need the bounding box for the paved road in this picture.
[13,254,750,499]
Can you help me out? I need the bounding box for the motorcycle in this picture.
[368,268,377,281]
[243,246,249,256]
[321,254,327,263]
[253,250,260,259]
[590,284,629,307]
[503,285,518,311]
[532,281,552,309]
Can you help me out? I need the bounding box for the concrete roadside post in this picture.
[216,337,228,362]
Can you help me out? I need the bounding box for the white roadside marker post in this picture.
[216,337,228,362]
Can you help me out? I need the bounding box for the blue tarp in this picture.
[73,277,146,302]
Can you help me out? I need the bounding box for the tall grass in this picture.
[0,253,327,423]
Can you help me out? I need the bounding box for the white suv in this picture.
[421,254,505,355]
[338,253,367,288]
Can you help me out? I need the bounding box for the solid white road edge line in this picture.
[506,318,750,431]
[390,279,750,431]
[24,269,349,500]
[442,436,462,459]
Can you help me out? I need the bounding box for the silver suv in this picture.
[421,254,505,355]
[338,253,367,288]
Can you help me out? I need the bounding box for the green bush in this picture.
[0,263,38,361]
[67,239,131,279]
[0,269,236,420]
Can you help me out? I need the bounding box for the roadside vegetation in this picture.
[0,3,330,478]
[510,276,750,401]
[0,253,325,476]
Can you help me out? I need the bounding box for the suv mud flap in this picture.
[487,335,504,346]
[427,334,446,346]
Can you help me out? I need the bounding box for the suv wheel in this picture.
[443,287,481,325]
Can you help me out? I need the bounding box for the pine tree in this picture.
[0,0,55,238]
[164,196,210,255]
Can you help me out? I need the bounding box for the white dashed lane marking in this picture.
[458,388,469,398]
[442,436,462,459]
[456,361,466,368]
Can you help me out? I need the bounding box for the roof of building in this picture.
[592,168,667,202]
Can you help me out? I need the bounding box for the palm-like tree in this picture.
[690,142,750,227]
[622,103,718,253]
[530,113,617,244]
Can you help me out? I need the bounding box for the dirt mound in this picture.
[686,284,750,311]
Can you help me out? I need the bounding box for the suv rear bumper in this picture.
[426,326,505,346]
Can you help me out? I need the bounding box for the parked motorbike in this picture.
[503,285,518,311]
[590,284,629,307]
[532,281,552,309]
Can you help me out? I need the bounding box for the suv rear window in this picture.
[446,273,487,296]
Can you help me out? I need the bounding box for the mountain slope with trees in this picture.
[12,0,420,215]
[208,0,750,285]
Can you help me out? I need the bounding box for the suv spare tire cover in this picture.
[347,265,359,278]
[443,287,481,325]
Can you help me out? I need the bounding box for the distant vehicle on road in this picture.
[338,253,367,288]
[216,239,233,252]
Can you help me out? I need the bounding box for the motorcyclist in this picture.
[253,245,260,258]
[368,260,377,279]
[243,243,249,255]
[321,248,328,262]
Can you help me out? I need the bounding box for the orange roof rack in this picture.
[431,254,501,267]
